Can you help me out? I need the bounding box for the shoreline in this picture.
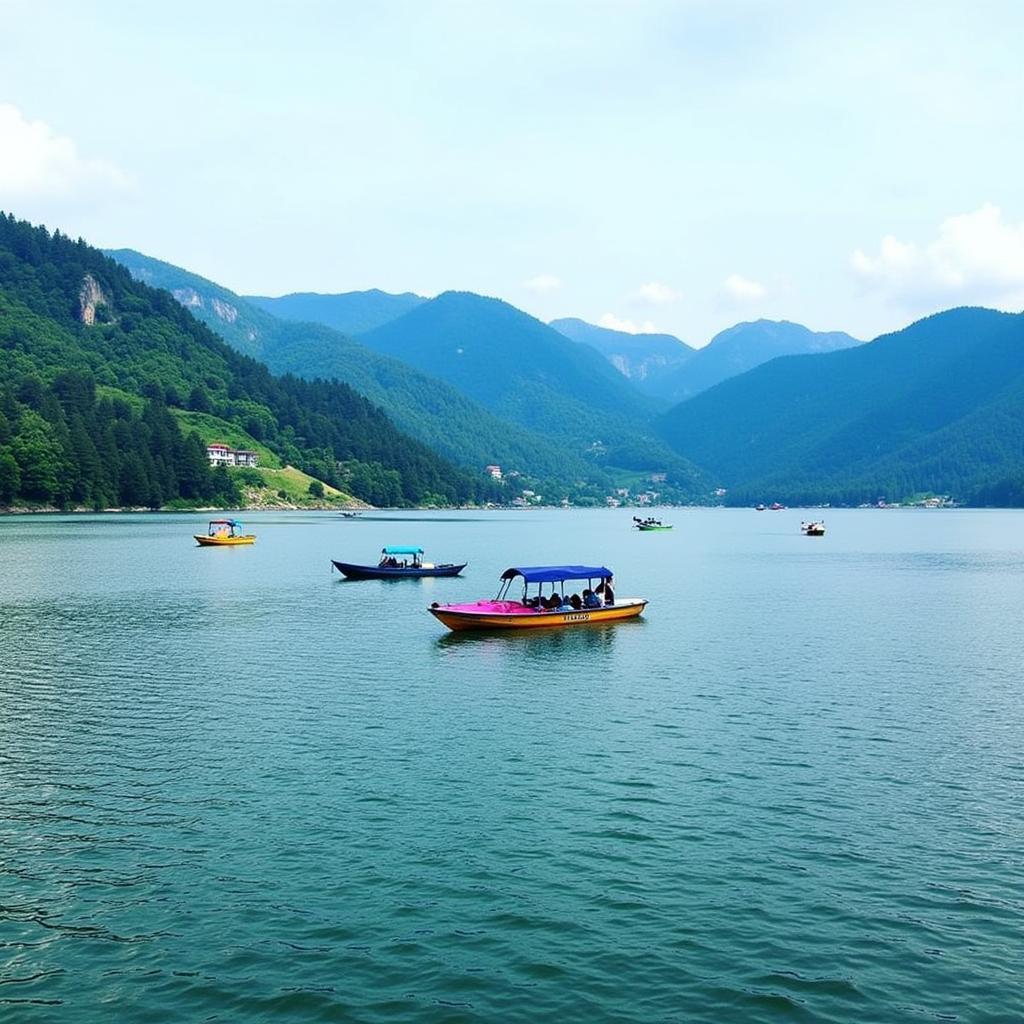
[0,503,1016,517]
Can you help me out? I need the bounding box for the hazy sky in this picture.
[3,0,1024,345]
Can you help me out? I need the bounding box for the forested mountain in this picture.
[656,307,1024,505]
[655,319,862,402]
[107,250,603,485]
[0,215,496,508]
[549,317,694,396]
[247,289,425,335]
[358,292,697,477]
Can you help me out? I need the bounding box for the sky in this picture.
[2,0,1024,346]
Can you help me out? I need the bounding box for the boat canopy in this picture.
[382,545,424,555]
[210,519,241,526]
[500,565,612,584]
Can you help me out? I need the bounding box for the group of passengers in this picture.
[524,580,614,612]
[379,555,411,568]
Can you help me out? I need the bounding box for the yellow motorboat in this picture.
[429,564,647,632]
[194,519,256,546]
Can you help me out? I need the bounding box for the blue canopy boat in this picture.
[332,546,467,580]
[429,563,647,631]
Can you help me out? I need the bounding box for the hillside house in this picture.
[206,443,259,468]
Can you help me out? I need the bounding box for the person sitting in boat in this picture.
[596,579,615,605]
[570,593,583,610]
[558,594,575,612]
[583,588,601,609]
[544,593,562,611]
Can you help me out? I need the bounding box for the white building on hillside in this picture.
[206,443,259,468]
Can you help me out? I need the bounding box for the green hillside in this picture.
[656,307,1024,505]
[358,291,704,486]
[106,250,604,487]
[0,214,496,509]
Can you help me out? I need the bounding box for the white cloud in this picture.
[632,281,677,304]
[599,312,660,334]
[722,273,768,303]
[523,273,561,293]
[0,103,128,200]
[851,204,1024,310]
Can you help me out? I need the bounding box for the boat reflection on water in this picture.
[435,615,645,657]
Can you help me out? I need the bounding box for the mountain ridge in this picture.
[549,317,694,396]
[656,306,1024,505]
[655,318,862,402]
[247,288,426,335]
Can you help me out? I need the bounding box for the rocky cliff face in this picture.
[79,274,109,325]
[173,287,203,308]
[211,298,239,324]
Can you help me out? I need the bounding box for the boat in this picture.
[429,564,647,631]
[340,511,361,519]
[332,545,466,580]
[769,502,786,511]
[633,516,673,531]
[194,519,255,546]
[801,521,826,536]
[755,504,766,511]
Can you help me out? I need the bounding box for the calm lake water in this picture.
[1,508,1022,1023]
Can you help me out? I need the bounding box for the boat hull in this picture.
[635,525,672,531]
[430,598,647,632]
[333,561,466,579]
[195,535,256,546]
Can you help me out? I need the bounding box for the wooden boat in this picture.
[801,521,826,536]
[429,564,647,632]
[633,516,673,531]
[194,519,255,546]
[332,545,466,580]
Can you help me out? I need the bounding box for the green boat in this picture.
[633,517,673,531]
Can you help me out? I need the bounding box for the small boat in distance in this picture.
[429,564,647,631]
[633,516,673,531]
[755,503,766,511]
[332,546,466,580]
[194,519,256,546]
[770,502,786,511]
[340,511,361,518]
[801,521,826,536]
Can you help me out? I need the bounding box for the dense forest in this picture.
[0,214,499,508]
[0,369,240,508]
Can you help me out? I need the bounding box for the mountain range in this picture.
[654,320,861,403]
[0,229,1001,510]
[108,250,602,487]
[108,252,707,496]
[656,306,1024,505]
[248,289,426,335]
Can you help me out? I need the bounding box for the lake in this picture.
[1,508,1022,1023]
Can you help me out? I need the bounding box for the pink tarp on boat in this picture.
[439,600,539,615]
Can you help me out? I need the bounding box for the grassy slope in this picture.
[171,410,356,504]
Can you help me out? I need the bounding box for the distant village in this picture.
[483,463,670,508]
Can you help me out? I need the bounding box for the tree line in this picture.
[0,371,239,508]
